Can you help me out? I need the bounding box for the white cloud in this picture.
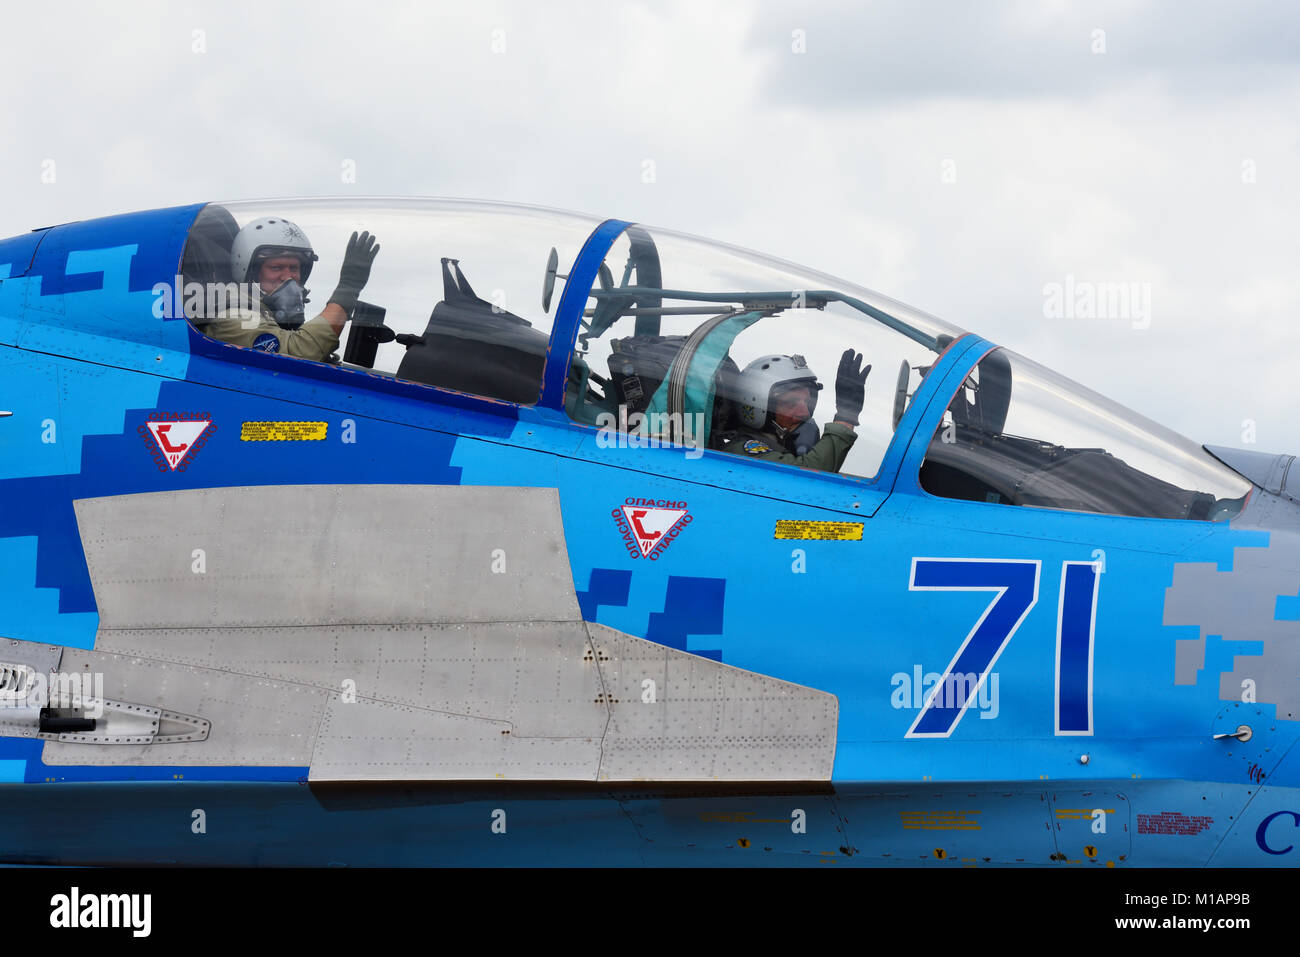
[0,0,1296,451]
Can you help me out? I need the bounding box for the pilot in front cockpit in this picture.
[204,217,380,362]
[716,350,871,473]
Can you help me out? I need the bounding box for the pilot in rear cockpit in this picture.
[203,217,380,362]
[716,350,870,473]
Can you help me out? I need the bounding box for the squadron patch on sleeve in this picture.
[743,440,773,455]
[251,333,281,353]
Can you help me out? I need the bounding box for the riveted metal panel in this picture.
[587,624,838,781]
[34,486,842,781]
[92,620,604,737]
[41,647,326,767]
[307,695,601,782]
[0,636,63,674]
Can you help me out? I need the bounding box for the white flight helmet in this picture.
[733,354,821,428]
[230,216,319,285]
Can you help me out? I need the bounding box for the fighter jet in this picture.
[0,197,1294,866]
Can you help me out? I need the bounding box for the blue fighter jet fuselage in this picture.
[0,198,1296,866]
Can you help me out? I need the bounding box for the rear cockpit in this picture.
[180,198,601,400]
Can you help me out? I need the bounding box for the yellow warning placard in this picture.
[240,421,328,442]
[774,520,863,541]
[899,810,982,831]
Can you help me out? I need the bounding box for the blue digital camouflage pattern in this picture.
[0,202,1296,867]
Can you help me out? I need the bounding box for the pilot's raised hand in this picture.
[328,230,381,314]
[834,348,871,427]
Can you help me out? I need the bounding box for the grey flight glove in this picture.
[328,230,381,314]
[834,349,871,426]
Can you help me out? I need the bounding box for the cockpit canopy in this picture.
[180,198,1251,520]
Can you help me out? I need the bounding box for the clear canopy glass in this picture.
[920,348,1252,520]
[563,223,966,479]
[180,199,1250,517]
[182,198,602,402]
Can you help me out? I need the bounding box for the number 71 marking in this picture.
[907,558,1099,738]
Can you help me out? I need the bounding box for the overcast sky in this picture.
[1,0,1296,452]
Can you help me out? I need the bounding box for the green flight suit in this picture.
[201,307,341,362]
[718,421,857,473]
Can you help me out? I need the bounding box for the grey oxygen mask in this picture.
[263,279,308,329]
[772,418,821,455]
[788,419,821,455]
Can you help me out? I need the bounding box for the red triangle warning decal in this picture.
[146,420,210,470]
[621,505,687,557]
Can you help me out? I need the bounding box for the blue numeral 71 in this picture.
[907,558,1099,738]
